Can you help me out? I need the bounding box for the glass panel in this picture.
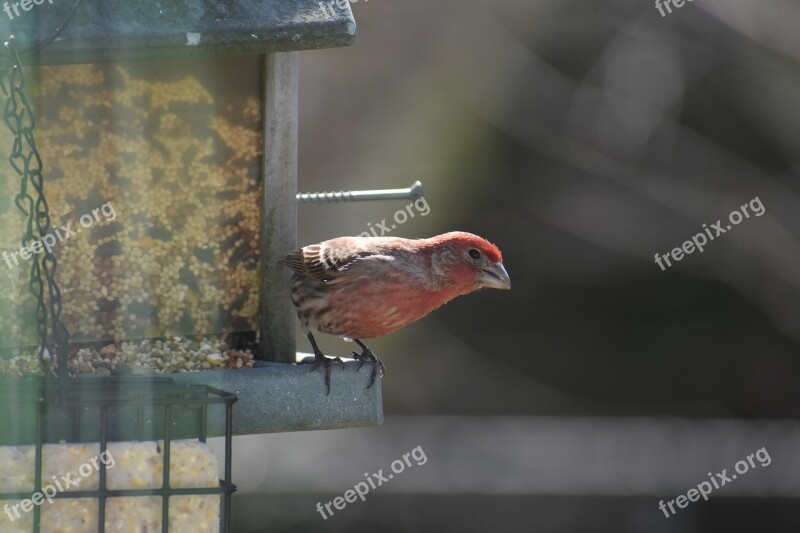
[0,56,263,355]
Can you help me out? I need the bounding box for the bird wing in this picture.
[283,239,379,281]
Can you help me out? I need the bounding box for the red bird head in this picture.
[423,231,511,294]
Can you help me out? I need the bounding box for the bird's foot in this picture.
[351,347,386,389]
[311,354,345,395]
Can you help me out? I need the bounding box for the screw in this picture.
[297,181,423,204]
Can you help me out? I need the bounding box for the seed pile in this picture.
[0,57,265,353]
[0,336,255,377]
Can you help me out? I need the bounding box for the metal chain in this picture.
[1,36,70,380]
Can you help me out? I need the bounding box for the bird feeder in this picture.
[0,0,381,531]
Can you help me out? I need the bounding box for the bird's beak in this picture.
[479,262,511,290]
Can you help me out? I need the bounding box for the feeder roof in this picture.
[1,0,356,65]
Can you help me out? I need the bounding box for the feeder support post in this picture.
[260,51,298,363]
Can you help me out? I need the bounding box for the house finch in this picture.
[283,231,511,394]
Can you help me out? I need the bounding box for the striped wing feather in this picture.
[283,241,370,281]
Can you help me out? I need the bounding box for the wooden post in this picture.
[260,52,298,363]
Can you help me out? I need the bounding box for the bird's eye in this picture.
[468,248,482,260]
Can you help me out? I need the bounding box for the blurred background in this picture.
[232,0,800,531]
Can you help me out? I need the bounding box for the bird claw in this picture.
[311,355,345,395]
[351,348,386,389]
